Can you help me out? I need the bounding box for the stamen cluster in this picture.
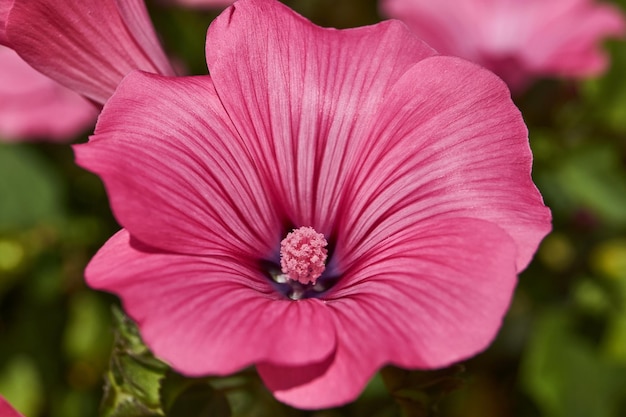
[280,226,328,285]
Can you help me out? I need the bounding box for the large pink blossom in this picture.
[74,0,551,409]
[381,0,625,91]
[0,0,176,105]
[0,45,96,142]
[0,396,23,417]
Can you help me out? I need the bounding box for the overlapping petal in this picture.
[3,0,175,104]
[75,71,281,258]
[206,0,437,234]
[332,56,550,273]
[88,230,336,374]
[259,217,518,409]
[0,46,97,141]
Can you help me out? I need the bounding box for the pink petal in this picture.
[0,0,12,45]
[259,217,518,409]
[87,230,336,373]
[526,2,625,76]
[4,0,175,104]
[74,71,282,258]
[161,0,233,9]
[0,46,97,142]
[382,0,625,90]
[380,0,478,59]
[0,396,23,417]
[332,56,550,273]
[206,0,436,233]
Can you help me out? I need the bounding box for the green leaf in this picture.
[166,383,231,417]
[582,41,626,134]
[604,313,626,365]
[0,144,63,231]
[591,239,626,364]
[100,307,168,417]
[160,371,230,417]
[521,309,626,417]
[101,394,162,417]
[0,355,44,417]
[63,291,112,361]
[380,365,465,417]
[551,145,626,225]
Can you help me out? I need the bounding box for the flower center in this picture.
[280,226,328,285]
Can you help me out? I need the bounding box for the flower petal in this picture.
[206,0,436,232]
[164,0,233,9]
[4,0,175,104]
[0,0,12,45]
[0,46,97,141]
[382,0,625,90]
[526,1,625,76]
[88,229,337,373]
[259,217,518,409]
[74,71,281,258]
[332,56,550,273]
[0,396,23,417]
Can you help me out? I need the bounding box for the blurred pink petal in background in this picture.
[1,0,176,105]
[0,46,97,142]
[0,396,24,417]
[382,0,625,91]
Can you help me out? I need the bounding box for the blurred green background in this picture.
[1,0,626,416]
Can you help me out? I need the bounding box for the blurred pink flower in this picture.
[382,0,625,91]
[0,396,23,417]
[75,0,551,409]
[0,46,97,142]
[1,0,176,105]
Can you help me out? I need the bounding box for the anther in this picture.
[279,226,328,285]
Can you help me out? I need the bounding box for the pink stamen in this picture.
[280,226,328,285]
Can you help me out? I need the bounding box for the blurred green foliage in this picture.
[1,0,626,416]
[0,142,118,417]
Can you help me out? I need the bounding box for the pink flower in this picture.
[381,0,625,91]
[0,45,97,142]
[1,0,176,105]
[74,0,551,409]
[0,396,24,417]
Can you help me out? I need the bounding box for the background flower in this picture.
[0,46,96,142]
[1,0,176,104]
[75,0,550,409]
[381,0,626,91]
